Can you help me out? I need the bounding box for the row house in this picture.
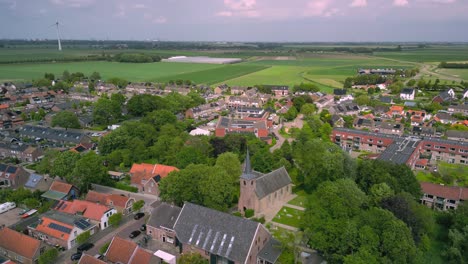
[231,86,249,95]
[0,143,42,162]
[0,228,44,264]
[18,125,92,145]
[28,211,96,250]
[185,101,226,119]
[447,104,468,115]
[375,122,403,136]
[85,190,135,215]
[53,199,117,230]
[215,117,271,143]
[105,236,159,264]
[267,85,289,97]
[412,126,436,137]
[0,110,24,129]
[329,102,360,116]
[446,130,468,142]
[146,203,181,245]
[420,182,468,210]
[0,164,30,189]
[433,112,458,124]
[332,128,397,153]
[227,96,262,108]
[315,95,334,109]
[419,138,468,165]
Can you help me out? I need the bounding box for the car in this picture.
[71,252,83,261]
[18,208,28,215]
[129,230,141,238]
[77,242,94,252]
[134,212,145,220]
[140,224,146,231]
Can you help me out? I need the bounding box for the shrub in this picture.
[109,212,123,227]
[245,209,254,218]
[76,230,91,244]
[251,216,266,224]
[38,248,58,264]
[232,212,242,217]
[115,182,138,192]
[99,241,111,254]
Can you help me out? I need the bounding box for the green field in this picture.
[374,47,468,62]
[437,68,468,80]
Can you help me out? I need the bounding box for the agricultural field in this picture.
[437,68,468,80]
[374,46,468,62]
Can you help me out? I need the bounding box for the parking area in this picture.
[0,207,24,227]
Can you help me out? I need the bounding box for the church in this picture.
[238,150,293,216]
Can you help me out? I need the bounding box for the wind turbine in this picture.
[51,21,62,51]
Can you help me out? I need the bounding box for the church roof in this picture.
[255,167,292,199]
[240,149,256,180]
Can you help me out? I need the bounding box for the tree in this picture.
[44,73,55,80]
[132,200,145,212]
[283,106,298,121]
[127,94,165,116]
[178,253,208,264]
[215,152,241,183]
[407,79,416,87]
[38,248,58,264]
[143,109,177,130]
[22,198,40,209]
[355,95,371,106]
[51,111,81,129]
[90,71,101,81]
[109,212,123,227]
[50,151,80,178]
[110,93,126,105]
[93,98,122,125]
[62,70,71,82]
[70,152,109,192]
[76,230,91,244]
[107,77,128,88]
[300,103,316,116]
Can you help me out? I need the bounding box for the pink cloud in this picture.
[224,0,256,11]
[304,0,334,16]
[393,0,409,6]
[350,0,367,7]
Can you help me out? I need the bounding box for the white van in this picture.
[0,202,16,214]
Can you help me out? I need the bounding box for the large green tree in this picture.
[93,97,122,125]
[70,152,109,192]
[51,111,81,129]
[50,151,81,178]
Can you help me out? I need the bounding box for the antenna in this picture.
[51,21,62,51]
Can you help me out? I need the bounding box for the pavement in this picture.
[270,114,304,152]
[0,208,24,228]
[91,184,160,211]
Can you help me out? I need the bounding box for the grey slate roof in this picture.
[174,202,259,263]
[258,238,282,263]
[19,125,88,144]
[0,142,29,152]
[148,203,181,230]
[377,137,420,165]
[446,130,468,140]
[255,167,292,199]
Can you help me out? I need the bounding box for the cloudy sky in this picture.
[0,0,467,41]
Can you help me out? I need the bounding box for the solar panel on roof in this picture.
[74,219,91,229]
[6,166,17,173]
[48,222,72,234]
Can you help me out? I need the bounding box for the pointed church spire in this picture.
[241,148,255,180]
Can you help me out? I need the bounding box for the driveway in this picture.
[270,114,303,152]
[91,184,160,211]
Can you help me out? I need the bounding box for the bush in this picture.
[251,216,266,224]
[38,248,58,264]
[76,230,91,244]
[245,209,254,218]
[99,241,111,254]
[115,182,138,192]
[132,200,145,212]
[232,212,242,217]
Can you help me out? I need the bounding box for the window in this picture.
[435,146,440,149]
[243,181,246,186]
[368,144,373,147]
[450,148,456,151]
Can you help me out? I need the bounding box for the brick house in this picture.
[420,182,468,210]
[146,203,181,245]
[0,164,30,189]
[238,151,293,217]
[174,202,282,264]
[0,143,42,162]
[400,88,415,100]
[0,227,44,264]
[41,180,80,201]
[105,236,159,264]
[268,86,289,97]
[77,254,106,264]
[28,211,96,250]
[215,117,271,143]
[130,163,179,196]
[85,190,135,215]
[54,199,117,230]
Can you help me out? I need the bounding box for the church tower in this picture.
[238,149,257,213]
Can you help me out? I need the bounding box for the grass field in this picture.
[374,46,468,62]
[272,206,304,228]
[437,68,468,80]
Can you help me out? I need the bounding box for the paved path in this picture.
[269,221,299,232]
[91,184,159,211]
[269,114,303,153]
[284,203,305,211]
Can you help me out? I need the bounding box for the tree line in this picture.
[439,62,468,69]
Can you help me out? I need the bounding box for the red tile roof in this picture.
[49,180,73,194]
[35,216,73,240]
[416,159,429,166]
[85,191,107,204]
[85,191,132,208]
[0,228,41,260]
[105,236,137,263]
[129,248,153,264]
[421,182,468,201]
[55,200,111,221]
[130,163,179,185]
[78,254,106,264]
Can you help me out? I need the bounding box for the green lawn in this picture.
[272,206,304,228]
[437,68,468,80]
[416,171,445,185]
[438,162,468,187]
[287,195,307,208]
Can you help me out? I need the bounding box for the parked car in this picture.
[134,212,145,220]
[140,224,146,231]
[18,208,29,215]
[71,252,83,261]
[77,242,94,252]
[129,230,141,238]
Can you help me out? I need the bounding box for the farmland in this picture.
[0,45,467,90]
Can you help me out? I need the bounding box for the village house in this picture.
[315,95,334,109]
[0,228,44,264]
[406,110,428,126]
[174,202,282,264]
[331,115,345,128]
[329,102,360,116]
[77,254,106,264]
[433,112,457,124]
[0,164,30,189]
[358,68,397,76]
[333,89,347,97]
[53,199,117,230]
[41,180,80,201]
[85,190,135,215]
[230,86,249,95]
[447,104,468,115]
[420,182,468,210]
[146,203,181,245]
[214,84,228,94]
[432,89,455,103]
[267,85,289,97]
[400,88,415,100]
[185,101,226,119]
[130,163,179,196]
[0,142,42,162]
[238,151,293,217]
[412,126,436,137]
[105,236,159,264]
[28,211,96,250]
[215,117,271,143]
[0,110,25,129]
[385,105,405,118]
[380,96,393,104]
[227,96,262,108]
